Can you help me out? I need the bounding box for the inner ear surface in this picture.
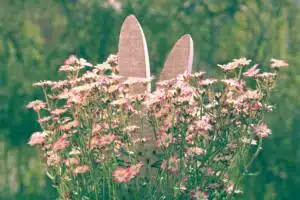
[159,34,194,81]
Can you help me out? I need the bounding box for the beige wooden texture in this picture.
[160,34,194,81]
[118,15,194,175]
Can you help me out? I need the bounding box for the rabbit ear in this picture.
[118,15,151,93]
[118,15,157,174]
[159,34,194,81]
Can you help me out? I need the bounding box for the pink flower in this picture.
[64,55,78,65]
[253,123,272,138]
[190,187,209,200]
[51,108,68,116]
[270,58,289,69]
[186,147,206,157]
[38,116,52,124]
[98,133,116,146]
[161,155,180,173]
[73,165,90,175]
[113,167,131,183]
[157,133,173,148]
[113,162,143,183]
[243,64,260,77]
[28,132,46,146]
[257,72,276,78]
[47,151,61,166]
[26,100,46,112]
[198,78,217,86]
[65,157,80,167]
[52,135,70,152]
[59,120,80,131]
[218,57,251,71]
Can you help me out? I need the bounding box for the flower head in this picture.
[28,132,46,146]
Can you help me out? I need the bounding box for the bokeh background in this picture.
[1,0,300,199]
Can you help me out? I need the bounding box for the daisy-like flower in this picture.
[243,64,260,77]
[256,72,276,79]
[253,123,272,138]
[161,155,180,173]
[26,100,47,112]
[64,55,78,65]
[51,108,68,116]
[65,157,80,167]
[157,132,173,148]
[218,57,251,71]
[198,78,217,86]
[28,132,46,146]
[186,147,206,157]
[59,120,80,131]
[91,134,116,148]
[47,151,61,166]
[113,167,131,183]
[52,134,70,152]
[190,187,209,200]
[270,58,289,69]
[33,80,55,87]
[73,165,90,175]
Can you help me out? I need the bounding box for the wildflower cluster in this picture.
[27,55,288,199]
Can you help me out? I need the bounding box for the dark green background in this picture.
[1,0,300,199]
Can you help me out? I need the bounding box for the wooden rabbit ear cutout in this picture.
[118,15,157,174]
[159,34,194,81]
[118,15,151,93]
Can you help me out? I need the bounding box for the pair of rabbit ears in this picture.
[118,15,194,93]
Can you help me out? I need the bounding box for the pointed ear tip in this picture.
[125,15,138,21]
[182,34,193,41]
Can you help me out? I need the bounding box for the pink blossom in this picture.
[161,155,180,173]
[253,123,272,138]
[198,78,217,86]
[270,58,289,69]
[243,64,260,77]
[47,151,61,166]
[186,147,206,157]
[51,108,68,116]
[52,135,70,152]
[64,55,78,65]
[65,157,80,166]
[73,165,90,175]
[113,167,131,183]
[157,133,173,148]
[26,100,47,112]
[190,187,209,200]
[218,57,251,71]
[28,132,46,146]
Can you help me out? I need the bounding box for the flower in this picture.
[186,147,206,157]
[26,100,46,112]
[113,167,131,183]
[52,134,70,152]
[65,157,80,166]
[157,132,173,148]
[218,57,251,71]
[243,64,260,77]
[64,55,78,65]
[98,133,116,146]
[270,58,289,69]
[51,108,68,115]
[113,162,143,183]
[198,78,217,86]
[253,123,272,138]
[190,187,209,200]
[47,151,61,166]
[73,165,90,174]
[161,155,180,173]
[28,132,46,146]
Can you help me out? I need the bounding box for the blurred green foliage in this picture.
[1,0,300,199]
